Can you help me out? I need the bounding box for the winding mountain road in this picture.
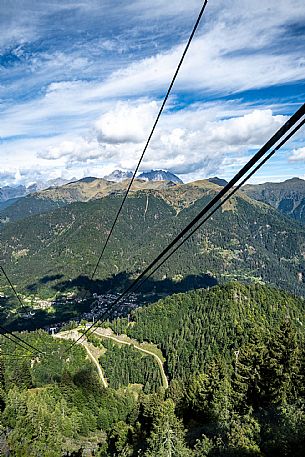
[54,327,168,390]
[54,330,108,388]
[94,328,169,389]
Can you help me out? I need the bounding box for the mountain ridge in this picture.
[0,177,184,225]
[0,177,76,203]
[1,180,305,300]
[242,177,305,224]
[138,169,183,183]
[103,170,133,182]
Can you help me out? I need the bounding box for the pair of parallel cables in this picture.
[68,104,305,350]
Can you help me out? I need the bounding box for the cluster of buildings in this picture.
[46,291,140,334]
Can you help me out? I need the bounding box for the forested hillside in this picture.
[112,282,305,380]
[0,282,304,456]
[0,331,144,456]
[101,282,305,455]
[99,339,163,393]
[243,177,305,224]
[0,194,67,225]
[0,177,178,226]
[1,182,305,302]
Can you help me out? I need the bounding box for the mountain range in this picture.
[103,169,183,183]
[2,174,305,229]
[137,170,183,183]
[103,170,133,181]
[0,170,182,211]
[0,177,181,226]
[0,177,75,207]
[1,176,305,301]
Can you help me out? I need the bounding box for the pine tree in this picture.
[225,413,263,456]
[231,336,267,412]
[145,399,190,457]
[260,321,300,406]
[10,360,33,390]
[186,359,231,423]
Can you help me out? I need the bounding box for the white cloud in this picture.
[2,0,304,142]
[289,147,305,161]
[125,0,200,18]
[0,169,20,183]
[146,108,286,175]
[0,135,98,186]
[0,99,292,186]
[38,137,100,162]
[84,0,305,99]
[0,95,299,187]
[59,102,289,177]
[95,100,158,144]
[1,0,305,186]
[207,109,286,146]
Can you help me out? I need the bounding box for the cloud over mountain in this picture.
[0,0,305,186]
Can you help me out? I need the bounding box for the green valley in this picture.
[1,180,305,308]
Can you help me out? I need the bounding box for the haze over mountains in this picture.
[0,177,75,203]
[0,169,182,205]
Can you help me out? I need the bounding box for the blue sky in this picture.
[0,0,305,186]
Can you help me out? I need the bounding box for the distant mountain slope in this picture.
[1,181,305,298]
[208,176,228,187]
[0,197,21,212]
[104,169,183,183]
[104,170,133,182]
[0,185,27,202]
[0,178,75,203]
[242,177,305,224]
[26,177,76,193]
[69,176,98,184]
[0,195,66,226]
[0,178,113,225]
[138,170,183,183]
[0,178,181,225]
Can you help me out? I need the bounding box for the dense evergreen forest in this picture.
[243,177,305,225]
[0,282,304,456]
[125,283,305,381]
[99,339,163,393]
[2,185,305,303]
